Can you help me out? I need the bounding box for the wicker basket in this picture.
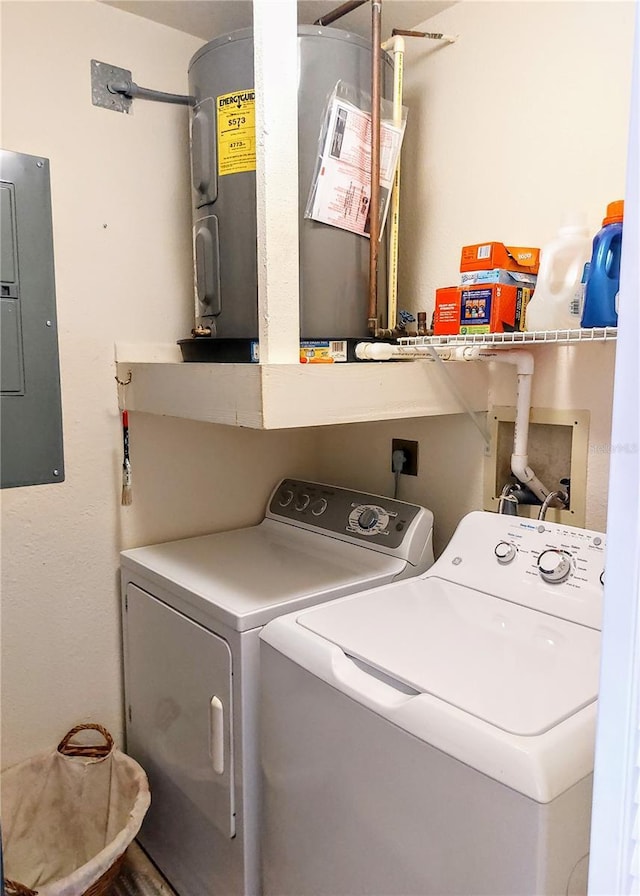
[2,724,150,896]
[4,856,126,896]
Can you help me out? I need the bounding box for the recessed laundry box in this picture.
[260,510,605,896]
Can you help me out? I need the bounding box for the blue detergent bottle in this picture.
[581,200,624,327]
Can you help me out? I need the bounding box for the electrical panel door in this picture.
[0,150,64,488]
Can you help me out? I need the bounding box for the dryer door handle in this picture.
[209,695,224,774]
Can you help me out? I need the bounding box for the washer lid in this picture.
[297,576,601,736]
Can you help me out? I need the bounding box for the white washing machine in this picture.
[260,510,605,896]
[120,478,435,896]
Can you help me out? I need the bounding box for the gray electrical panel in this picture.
[1,149,64,488]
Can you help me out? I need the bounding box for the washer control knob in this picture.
[311,498,328,516]
[537,549,572,584]
[494,541,516,564]
[278,488,294,508]
[295,493,310,512]
[358,507,380,530]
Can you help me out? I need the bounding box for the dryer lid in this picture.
[121,520,406,632]
[297,576,601,736]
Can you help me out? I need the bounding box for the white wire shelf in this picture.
[397,327,618,347]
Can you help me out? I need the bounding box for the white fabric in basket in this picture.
[2,743,150,895]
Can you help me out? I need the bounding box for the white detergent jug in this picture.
[525,213,592,331]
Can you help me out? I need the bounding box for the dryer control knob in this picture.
[278,489,294,508]
[358,507,379,530]
[494,541,516,564]
[537,549,572,584]
[311,498,328,516]
[295,493,311,511]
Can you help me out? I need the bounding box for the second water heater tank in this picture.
[188,26,392,345]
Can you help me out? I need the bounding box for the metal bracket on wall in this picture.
[91,60,195,113]
[91,60,133,113]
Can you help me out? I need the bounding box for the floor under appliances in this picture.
[120,478,435,896]
[260,510,605,896]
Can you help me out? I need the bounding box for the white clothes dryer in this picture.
[260,510,605,896]
[120,478,435,896]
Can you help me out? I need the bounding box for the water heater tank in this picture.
[188,26,392,349]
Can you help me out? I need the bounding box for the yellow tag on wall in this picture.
[217,89,256,176]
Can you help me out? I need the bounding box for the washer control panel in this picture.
[434,511,606,630]
[267,479,434,567]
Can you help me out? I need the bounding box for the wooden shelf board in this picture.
[115,352,491,430]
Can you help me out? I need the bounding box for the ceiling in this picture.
[102,1,453,43]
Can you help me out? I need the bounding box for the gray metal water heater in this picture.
[188,26,392,346]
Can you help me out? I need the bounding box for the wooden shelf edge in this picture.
[115,356,491,430]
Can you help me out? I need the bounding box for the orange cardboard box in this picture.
[460,242,540,275]
[433,287,461,335]
[459,284,532,334]
[434,284,532,335]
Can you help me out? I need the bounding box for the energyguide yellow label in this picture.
[217,89,256,176]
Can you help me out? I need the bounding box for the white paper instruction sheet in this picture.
[307,97,405,238]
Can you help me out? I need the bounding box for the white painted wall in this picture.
[316,414,488,557]
[0,1,317,769]
[318,0,633,545]
[0,0,634,772]
[400,0,635,303]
